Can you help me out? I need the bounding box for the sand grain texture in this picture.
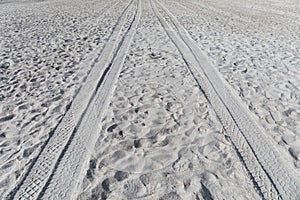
[1,0,300,199]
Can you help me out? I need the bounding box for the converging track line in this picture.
[151,0,300,199]
[5,0,141,199]
[41,0,141,198]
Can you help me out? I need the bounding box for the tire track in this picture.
[151,0,300,199]
[5,0,137,199]
[39,0,141,199]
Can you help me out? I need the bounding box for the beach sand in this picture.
[1,0,299,199]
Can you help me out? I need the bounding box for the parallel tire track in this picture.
[39,0,141,199]
[5,0,138,199]
[151,0,300,199]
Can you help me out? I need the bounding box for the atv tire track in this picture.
[151,0,300,199]
[5,0,140,199]
[40,0,141,199]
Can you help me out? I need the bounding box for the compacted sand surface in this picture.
[0,0,300,199]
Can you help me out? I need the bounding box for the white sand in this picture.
[160,0,300,170]
[1,0,299,199]
[77,1,259,199]
[0,0,128,195]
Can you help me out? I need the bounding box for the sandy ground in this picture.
[0,0,128,195]
[0,0,300,199]
[160,0,300,169]
[76,0,258,199]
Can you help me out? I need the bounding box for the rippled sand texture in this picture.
[77,1,259,199]
[0,0,129,194]
[160,0,300,169]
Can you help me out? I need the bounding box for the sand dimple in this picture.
[77,1,259,199]
[2,0,297,198]
[161,0,300,169]
[0,0,129,195]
